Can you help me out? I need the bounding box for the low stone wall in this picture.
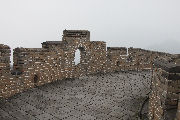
[106,47,173,72]
[148,59,180,120]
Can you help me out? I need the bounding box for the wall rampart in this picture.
[0,30,107,98]
[106,47,173,72]
[148,58,180,120]
[0,30,178,103]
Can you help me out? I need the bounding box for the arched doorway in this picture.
[33,74,38,86]
[115,61,121,72]
[74,49,81,65]
[73,47,87,76]
[74,47,86,65]
[117,61,120,66]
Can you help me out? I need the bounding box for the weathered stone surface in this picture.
[154,59,180,73]
[0,30,174,99]
[0,71,151,120]
[0,29,179,120]
[149,59,180,120]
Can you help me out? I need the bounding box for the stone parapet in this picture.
[149,59,180,120]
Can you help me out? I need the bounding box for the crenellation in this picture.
[63,30,90,41]
[0,30,179,119]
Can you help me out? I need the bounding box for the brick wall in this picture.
[148,59,180,120]
[106,47,173,72]
[0,44,11,75]
[0,29,179,115]
[0,30,107,98]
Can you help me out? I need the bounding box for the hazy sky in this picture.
[0,0,180,55]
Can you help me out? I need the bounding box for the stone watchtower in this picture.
[41,30,106,78]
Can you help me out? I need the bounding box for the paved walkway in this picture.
[0,71,151,120]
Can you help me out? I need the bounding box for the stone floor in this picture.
[0,71,151,120]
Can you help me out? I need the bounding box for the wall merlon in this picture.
[63,30,90,42]
[0,44,11,75]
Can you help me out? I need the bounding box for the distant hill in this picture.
[147,40,180,54]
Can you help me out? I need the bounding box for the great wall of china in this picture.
[0,30,180,119]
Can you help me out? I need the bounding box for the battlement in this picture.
[62,30,90,42]
[0,30,179,119]
[63,30,90,38]
[0,44,11,75]
[41,41,65,50]
[107,47,127,56]
[0,30,175,98]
